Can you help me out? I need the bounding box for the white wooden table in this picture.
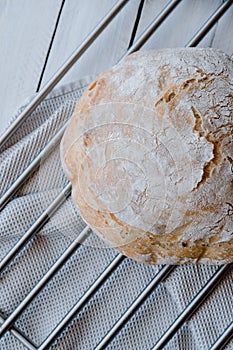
[0,2,233,349]
[1,0,232,133]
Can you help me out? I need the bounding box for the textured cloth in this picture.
[0,78,232,350]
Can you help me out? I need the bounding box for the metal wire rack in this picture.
[0,0,233,349]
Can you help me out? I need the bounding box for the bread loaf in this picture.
[61,48,233,264]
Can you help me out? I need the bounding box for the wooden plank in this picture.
[40,0,141,88]
[0,0,63,133]
[134,0,223,49]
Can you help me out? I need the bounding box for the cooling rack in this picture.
[0,1,233,349]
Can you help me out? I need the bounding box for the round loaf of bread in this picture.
[61,48,233,264]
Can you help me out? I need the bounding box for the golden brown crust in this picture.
[61,48,233,264]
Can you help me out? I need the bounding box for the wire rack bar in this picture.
[0,0,129,150]
[186,0,233,47]
[122,0,182,57]
[0,122,68,211]
[0,314,37,350]
[37,254,124,350]
[0,226,90,337]
[151,264,232,350]
[209,321,233,350]
[0,183,71,273]
[95,265,175,350]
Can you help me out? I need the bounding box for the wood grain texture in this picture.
[40,0,141,88]
[133,0,224,49]
[0,0,63,133]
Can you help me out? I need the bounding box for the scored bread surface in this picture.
[61,48,233,264]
